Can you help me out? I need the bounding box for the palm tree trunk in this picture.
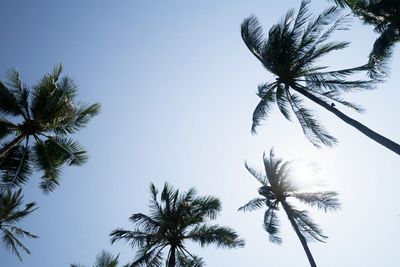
[292,85,400,156]
[167,245,176,267]
[0,134,25,159]
[282,202,317,267]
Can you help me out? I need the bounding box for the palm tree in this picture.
[71,250,120,267]
[239,149,340,267]
[241,0,400,155]
[110,183,244,267]
[0,189,38,261]
[0,64,100,192]
[330,0,400,78]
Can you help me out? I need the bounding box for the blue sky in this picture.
[1,0,400,266]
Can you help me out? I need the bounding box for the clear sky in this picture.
[1,0,400,266]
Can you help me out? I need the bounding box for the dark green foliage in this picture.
[0,64,100,193]
[239,149,340,263]
[110,183,244,267]
[242,0,375,148]
[0,189,38,261]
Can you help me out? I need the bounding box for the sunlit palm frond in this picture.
[294,191,341,212]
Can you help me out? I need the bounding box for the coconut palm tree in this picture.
[0,189,38,261]
[110,183,244,267]
[330,0,399,78]
[241,0,400,155]
[0,64,100,193]
[239,149,340,267]
[71,250,120,267]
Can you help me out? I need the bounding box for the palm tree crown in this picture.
[71,250,120,267]
[242,0,400,155]
[0,189,38,261]
[110,183,244,267]
[0,64,100,193]
[239,149,340,267]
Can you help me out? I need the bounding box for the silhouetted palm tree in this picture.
[239,149,340,267]
[241,0,400,155]
[110,183,244,267]
[71,250,119,267]
[0,189,38,261]
[0,64,100,192]
[330,0,400,78]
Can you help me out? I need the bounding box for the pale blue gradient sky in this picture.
[1,1,400,266]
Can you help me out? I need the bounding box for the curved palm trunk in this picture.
[0,134,25,159]
[282,202,317,267]
[292,85,400,156]
[167,245,176,267]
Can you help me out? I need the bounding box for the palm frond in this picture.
[186,224,245,248]
[294,191,341,212]
[276,84,292,121]
[0,189,38,261]
[0,82,22,116]
[291,208,328,242]
[33,141,63,193]
[191,195,221,220]
[176,249,205,267]
[94,250,119,267]
[317,91,365,112]
[129,213,160,232]
[328,0,351,8]
[251,83,277,134]
[238,197,266,212]
[128,245,165,267]
[244,161,266,185]
[0,143,31,189]
[241,15,265,63]
[287,91,337,148]
[46,137,88,166]
[368,24,399,79]
[110,229,153,248]
[263,208,282,244]
[52,102,100,135]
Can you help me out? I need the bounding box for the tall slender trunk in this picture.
[0,134,25,159]
[282,202,317,267]
[167,245,176,267]
[292,85,400,156]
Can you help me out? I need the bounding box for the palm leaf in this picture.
[287,91,337,147]
[294,191,341,212]
[238,197,266,212]
[186,224,245,248]
[263,208,282,244]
